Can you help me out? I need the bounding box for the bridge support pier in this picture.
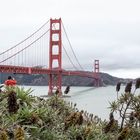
[48,18,62,96]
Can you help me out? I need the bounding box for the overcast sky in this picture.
[0,0,140,78]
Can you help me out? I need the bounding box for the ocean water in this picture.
[21,85,140,120]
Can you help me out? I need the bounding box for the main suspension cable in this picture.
[52,23,79,70]
[62,21,84,71]
[0,19,50,56]
[62,44,79,70]
[0,29,50,64]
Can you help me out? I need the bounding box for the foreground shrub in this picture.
[0,85,140,139]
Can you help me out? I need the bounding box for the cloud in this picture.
[0,0,140,78]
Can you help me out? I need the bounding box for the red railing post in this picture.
[48,18,62,96]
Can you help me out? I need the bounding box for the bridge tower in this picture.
[48,18,62,96]
[94,60,100,86]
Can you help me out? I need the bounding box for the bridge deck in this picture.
[0,65,98,79]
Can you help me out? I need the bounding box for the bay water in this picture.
[21,85,140,120]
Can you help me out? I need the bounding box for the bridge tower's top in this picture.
[94,60,100,86]
[94,60,99,73]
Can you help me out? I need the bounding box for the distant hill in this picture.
[0,72,133,86]
[100,72,133,86]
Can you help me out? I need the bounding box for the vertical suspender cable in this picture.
[62,22,84,71]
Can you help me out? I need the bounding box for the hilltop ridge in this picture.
[0,72,133,86]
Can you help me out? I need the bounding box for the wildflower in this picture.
[135,78,140,89]
[117,126,130,140]
[125,81,132,93]
[116,82,121,99]
[7,91,19,114]
[116,82,121,92]
[14,125,25,140]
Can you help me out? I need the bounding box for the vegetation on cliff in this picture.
[0,78,140,140]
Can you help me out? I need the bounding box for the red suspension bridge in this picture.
[0,18,100,96]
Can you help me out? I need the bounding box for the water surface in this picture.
[21,85,140,120]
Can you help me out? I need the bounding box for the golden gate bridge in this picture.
[0,18,100,96]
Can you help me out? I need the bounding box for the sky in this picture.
[0,0,140,78]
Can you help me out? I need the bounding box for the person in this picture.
[4,76,17,86]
